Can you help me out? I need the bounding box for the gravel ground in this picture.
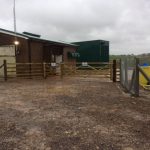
[0,76,150,150]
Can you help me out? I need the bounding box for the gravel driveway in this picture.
[0,77,150,150]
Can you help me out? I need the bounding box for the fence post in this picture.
[124,58,128,90]
[3,60,7,81]
[110,63,113,80]
[134,58,139,97]
[60,63,64,79]
[120,59,122,84]
[113,59,116,82]
[43,62,46,79]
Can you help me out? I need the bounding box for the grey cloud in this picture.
[0,0,150,54]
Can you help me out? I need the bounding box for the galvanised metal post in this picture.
[134,58,139,97]
[113,59,116,82]
[120,59,122,85]
[4,60,7,81]
[124,57,129,90]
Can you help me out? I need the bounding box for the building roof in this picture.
[23,32,41,38]
[0,28,78,47]
[72,39,109,44]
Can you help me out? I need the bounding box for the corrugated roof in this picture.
[0,28,28,39]
[0,28,78,47]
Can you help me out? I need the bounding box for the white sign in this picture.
[82,62,88,67]
[51,63,56,67]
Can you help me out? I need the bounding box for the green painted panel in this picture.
[73,40,109,62]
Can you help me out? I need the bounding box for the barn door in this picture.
[55,55,62,74]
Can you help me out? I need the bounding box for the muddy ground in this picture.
[0,77,150,150]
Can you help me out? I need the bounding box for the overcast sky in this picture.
[0,0,150,54]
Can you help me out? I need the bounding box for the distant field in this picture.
[110,54,150,66]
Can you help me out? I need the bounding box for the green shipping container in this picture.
[72,40,109,62]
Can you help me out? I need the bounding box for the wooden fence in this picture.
[0,60,119,82]
[61,62,112,78]
[0,61,58,80]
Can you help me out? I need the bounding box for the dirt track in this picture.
[0,77,150,150]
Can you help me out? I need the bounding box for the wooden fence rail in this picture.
[0,60,119,82]
[61,62,111,77]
